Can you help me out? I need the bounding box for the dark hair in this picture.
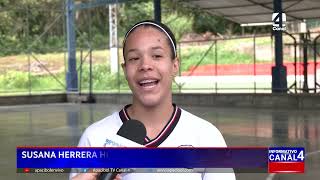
[123,20,177,60]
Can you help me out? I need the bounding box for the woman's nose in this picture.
[138,56,153,71]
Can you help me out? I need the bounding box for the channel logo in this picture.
[268,147,304,173]
[272,13,286,31]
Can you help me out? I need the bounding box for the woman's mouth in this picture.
[138,79,159,88]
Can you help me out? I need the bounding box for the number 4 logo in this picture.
[297,150,305,161]
[272,13,286,27]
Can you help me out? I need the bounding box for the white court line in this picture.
[266,149,320,180]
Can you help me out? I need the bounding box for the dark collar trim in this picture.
[145,105,181,147]
[119,104,131,123]
[118,104,181,147]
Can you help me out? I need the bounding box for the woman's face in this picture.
[122,26,179,107]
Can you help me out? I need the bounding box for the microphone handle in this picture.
[98,172,118,180]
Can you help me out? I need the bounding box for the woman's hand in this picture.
[72,172,99,180]
[72,172,122,180]
[113,174,122,180]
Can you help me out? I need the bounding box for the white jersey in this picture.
[70,104,235,180]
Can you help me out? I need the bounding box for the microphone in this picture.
[99,119,146,180]
[116,119,146,145]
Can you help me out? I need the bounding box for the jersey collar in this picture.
[118,104,181,147]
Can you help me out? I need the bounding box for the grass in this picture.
[218,36,271,48]
[0,71,65,92]
[180,44,253,72]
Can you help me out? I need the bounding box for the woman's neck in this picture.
[127,100,174,139]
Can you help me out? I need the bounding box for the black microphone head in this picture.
[117,119,146,145]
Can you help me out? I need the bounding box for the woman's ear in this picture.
[121,63,128,80]
[172,57,180,76]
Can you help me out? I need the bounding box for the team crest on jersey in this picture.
[178,145,194,147]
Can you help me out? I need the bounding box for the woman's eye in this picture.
[128,57,139,61]
[153,55,162,59]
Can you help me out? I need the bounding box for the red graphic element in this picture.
[268,162,304,173]
[182,62,320,76]
[23,168,30,173]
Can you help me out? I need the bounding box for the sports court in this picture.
[1,0,320,180]
[1,103,319,179]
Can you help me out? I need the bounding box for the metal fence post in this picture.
[66,0,78,92]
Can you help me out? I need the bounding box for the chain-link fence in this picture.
[0,2,67,95]
[175,32,320,93]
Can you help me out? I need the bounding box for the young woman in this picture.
[71,20,235,180]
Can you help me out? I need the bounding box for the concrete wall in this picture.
[67,93,132,104]
[0,94,66,106]
[1,93,319,109]
[67,93,320,110]
[173,93,320,109]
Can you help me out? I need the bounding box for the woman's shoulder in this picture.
[78,112,122,146]
[85,112,123,134]
[179,108,227,147]
[180,108,216,129]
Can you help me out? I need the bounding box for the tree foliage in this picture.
[0,0,310,56]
